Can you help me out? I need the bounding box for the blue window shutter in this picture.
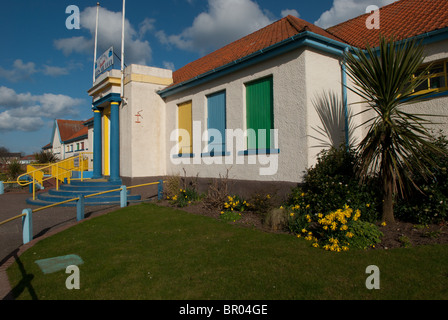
[207,91,226,153]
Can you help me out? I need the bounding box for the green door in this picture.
[246,76,273,150]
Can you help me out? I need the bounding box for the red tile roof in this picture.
[168,0,448,91]
[327,0,448,48]
[171,15,340,87]
[57,120,87,142]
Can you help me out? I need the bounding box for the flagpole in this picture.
[120,0,126,100]
[93,2,100,84]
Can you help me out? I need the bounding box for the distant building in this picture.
[19,155,37,165]
[43,119,93,163]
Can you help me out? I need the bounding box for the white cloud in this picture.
[0,112,45,132]
[42,65,70,77]
[315,0,399,29]
[139,18,156,39]
[54,6,152,65]
[163,61,176,71]
[281,9,300,18]
[157,0,274,55]
[0,86,84,133]
[0,59,82,82]
[0,59,38,82]
[54,36,92,56]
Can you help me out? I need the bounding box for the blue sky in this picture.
[0,0,397,155]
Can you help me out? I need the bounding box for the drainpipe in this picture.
[341,47,350,149]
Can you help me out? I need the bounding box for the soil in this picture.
[158,200,448,250]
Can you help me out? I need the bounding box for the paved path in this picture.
[0,190,123,300]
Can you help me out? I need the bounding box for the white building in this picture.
[87,0,448,195]
[44,119,92,162]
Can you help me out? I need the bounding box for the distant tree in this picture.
[34,150,59,164]
[7,159,25,180]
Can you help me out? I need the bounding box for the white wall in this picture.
[164,48,324,183]
[120,65,172,178]
[407,39,448,136]
[51,123,64,160]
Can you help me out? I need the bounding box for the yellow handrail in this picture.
[33,197,81,213]
[17,152,93,200]
[0,213,27,227]
[0,180,166,229]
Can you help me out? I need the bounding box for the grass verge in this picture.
[7,203,448,300]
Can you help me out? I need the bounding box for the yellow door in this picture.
[178,101,192,154]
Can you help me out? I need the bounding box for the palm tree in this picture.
[34,150,59,164]
[344,36,444,224]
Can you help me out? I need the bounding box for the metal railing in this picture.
[0,180,165,245]
[16,152,93,200]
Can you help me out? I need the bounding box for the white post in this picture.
[93,2,100,84]
[120,0,126,100]
[22,209,33,244]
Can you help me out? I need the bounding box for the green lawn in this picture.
[7,203,448,300]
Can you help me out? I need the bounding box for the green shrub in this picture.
[167,187,202,207]
[395,132,448,224]
[348,220,384,250]
[248,193,275,214]
[286,198,313,235]
[34,150,59,164]
[219,195,251,222]
[287,146,381,222]
[219,210,243,222]
[294,205,383,252]
[7,159,25,180]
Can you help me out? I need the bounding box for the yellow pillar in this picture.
[103,106,111,176]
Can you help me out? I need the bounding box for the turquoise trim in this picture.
[64,134,88,144]
[172,153,195,158]
[237,149,280,156]
[92,111,103,179]
[93,93,121,109]
[342,47,349,148]
[110,102,120,182]
[389,27,448,48]
[158,31,349,98]
[158,27,448,99]
[201,151,231,157]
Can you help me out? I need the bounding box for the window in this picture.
[206,91,226,155]
[178,101,193,155]
[413,59,448,94]
[245,76,274,150]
